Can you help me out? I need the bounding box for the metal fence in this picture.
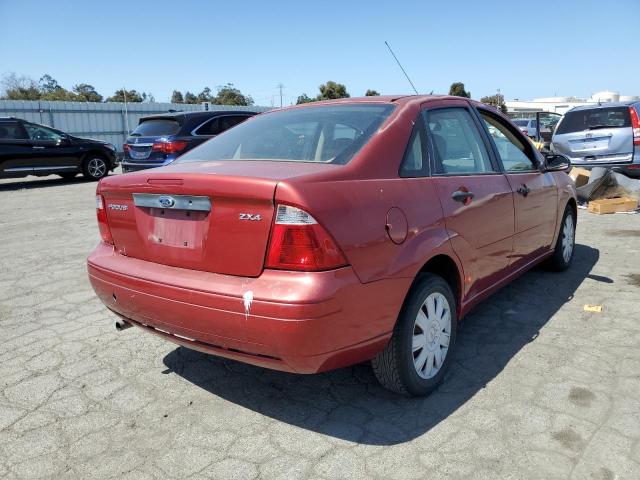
[0,100,270,152]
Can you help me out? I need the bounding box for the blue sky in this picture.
[1,0,638,105]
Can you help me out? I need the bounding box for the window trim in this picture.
[191,114,252,136]
[474,107,541,173]
[398,113,430,178]
[421,105,503,177]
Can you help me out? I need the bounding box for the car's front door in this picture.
[476,108,558,268]
[423,102,515,300]
[23,123,78,173]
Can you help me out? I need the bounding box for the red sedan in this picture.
[88,96,576,396]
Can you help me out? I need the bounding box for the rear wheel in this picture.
[546,205,576,271]
[82,155,109,181]
[372,273,457,396]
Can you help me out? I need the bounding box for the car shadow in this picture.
[163,244,600,445]
[0,175,102,191]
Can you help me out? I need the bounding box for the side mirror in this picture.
[544,153,571,172]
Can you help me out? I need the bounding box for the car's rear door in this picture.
[423,100,515,299]
[552,106,633,164]
[476,107,558,267]
[0,121,33,177]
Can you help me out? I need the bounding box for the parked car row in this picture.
[0,110,259,180]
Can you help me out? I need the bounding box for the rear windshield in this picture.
[512,120,529,126]
[556,107,630,134]
[130,118,181,137]
[176,104,395,165]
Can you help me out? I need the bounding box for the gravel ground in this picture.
[1,173,639,480]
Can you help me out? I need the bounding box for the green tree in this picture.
[365,89,380,96]
[72,84,103,102]
[106,89,144,103]
[39,74,62,94]
[196,87,214,103]
[480,93,508,114]
[296,93,315,104]
[213,84,253,106]
[171,90,184,103]
[317,81,349,100]
[1,73,41,100]
[448,82,470,98]
[184,91,198,104]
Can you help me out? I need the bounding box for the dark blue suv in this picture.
[122,110,258,172]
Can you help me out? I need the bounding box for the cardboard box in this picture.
[569,167,591,188]
[587,197,638,214]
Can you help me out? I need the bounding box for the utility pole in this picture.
[277,83,284,108]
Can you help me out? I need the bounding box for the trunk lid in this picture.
[99,161,338,277]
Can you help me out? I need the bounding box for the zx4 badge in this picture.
[239,213,262,221]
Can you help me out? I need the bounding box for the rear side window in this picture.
[196,115,250,136]
[399,124,425,177]
[425,108,494,174]
[131,119,181,136]
[0,122,27,139]
[556,107,631,134]
[177,104,394,165]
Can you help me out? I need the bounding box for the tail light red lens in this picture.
[95,194,114,244]
[629,107,640,146]
[266,205,348,271]
[123,144,131,153]
[522,129,528,136]
[151,140,188,155]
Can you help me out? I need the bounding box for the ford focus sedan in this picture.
[88,96,576,396]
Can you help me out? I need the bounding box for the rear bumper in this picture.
[562,151,640,177]
[87,243,408,373]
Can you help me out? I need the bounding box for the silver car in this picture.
[512,118,538,138]
[552,102,640,178]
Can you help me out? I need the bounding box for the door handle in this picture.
[32,146,45,149]
[517,185,531,197]
[451,189,474,204]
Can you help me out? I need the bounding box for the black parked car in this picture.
[0,117,118,181]
[122,110,258,172]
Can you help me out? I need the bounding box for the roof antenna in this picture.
[385,41,419,95]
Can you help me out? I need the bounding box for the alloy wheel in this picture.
[87,157,107,178]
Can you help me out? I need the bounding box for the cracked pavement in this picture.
[1,174,639,479]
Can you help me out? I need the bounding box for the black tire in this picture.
[372,273,457,396]
[546,205,576,271]
[57,172,78,180]
[81,154,109,181]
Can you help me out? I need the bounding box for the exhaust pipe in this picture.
[115,318,133,331]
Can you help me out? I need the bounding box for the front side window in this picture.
[479,111,537,172]
[424,108,494,174]
[177,104,394,165]
[0,122,27,140]
[24,123,63,142]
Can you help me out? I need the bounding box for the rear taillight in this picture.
[123,144,131,153]
[96,194,114,244]
[151,140,188,155]
[265,205,348,271]
[522,129,528,135]
[629,107,640,146]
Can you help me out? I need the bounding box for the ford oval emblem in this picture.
[158,196,175,208]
